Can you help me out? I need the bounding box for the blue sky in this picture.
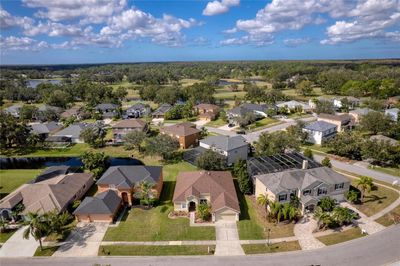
[1,0,399,64]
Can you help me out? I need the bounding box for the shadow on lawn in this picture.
[233,179,251,220]
[159,181,176,204]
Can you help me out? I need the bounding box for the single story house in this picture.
[152,103,172,118]
[385,108,399,122]
[36,105,63,121]
[0,170,93,220]
[73,190,122,223]
[125,103,151,118]
[333,96,361,110]
[302,121,337,145]
[173,171,240,222]
[317,113,352,132]
[254,166,350,214]
[194,103,220,121]
[60,107,88,120]
[199,135,248,165]
[276,100,312,113]
[4,104,22,118]
[96,165,163,206]
[52,123,94,143]
[112,119,148,143]
[95,103,119,119]
[370,135,399,146]
[308,97,332,109]
[30,121,62,139]
[349,108,374,123]
[227,103,274,125]
[160,122,200,149]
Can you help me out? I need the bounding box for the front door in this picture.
[121,192,129,205]
[189,201,196,212]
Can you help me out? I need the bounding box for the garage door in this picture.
[217,213,237,221]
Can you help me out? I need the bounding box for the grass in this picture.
[247,118,281,132]
[34,246,59,256]
[375,204,400,226]
[316,227,365,246]
[205,118,227,128]
[368,166,400,177]
[44,219,77,242]
[350,180,399,217]
[99,245,215,256]
[301,143,331,154]
[214,88,246,100]
[242,241,301,254]
[0,169,43,199]
[0,229,17,243]
[236,195,295,240]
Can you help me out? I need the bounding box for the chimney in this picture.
[302,160,309,170]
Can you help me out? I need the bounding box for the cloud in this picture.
[23,21,87,37]
[284,37,311,47]
[0,7,34,29]
[220,34,274,46]
[223,27,237,34]
[203,0,240,16]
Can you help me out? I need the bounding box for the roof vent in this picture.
[302,160,309,170]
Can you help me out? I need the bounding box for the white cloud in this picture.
[284,38,311,46]
[23,21,86,37]
[220,34,274,46]
[223,27,237,34]
[203,0,240,16]
[0,7,34,29]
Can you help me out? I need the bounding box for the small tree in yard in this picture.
[123,131,146,152]
[233,159,251,194]
[314,207,333,230]
[145,134,180,161]
[80,151,109,178]
[303,148,313,159]
[257,194,270,219]
[135,181,157,208]
[321,157,332,168]
[356,176,374,202]
[318,197,336,212]
[197,203,211,221]
[23,212,51,251]
[80,125,106,148]
[346,190,359,203]
[196,149,226,171]
[331,207,357,226]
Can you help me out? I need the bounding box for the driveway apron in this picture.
[0,226,39,257]
[214,221,244,256]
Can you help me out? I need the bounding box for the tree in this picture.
[123,131,146,152]
[234,112,257,128]
[269,201,284,224]
[233,159,251,194]
[286,120,308,143]
[315,100,335,115]
[244,84,265,103]
[45,89,71,108]
[314,206,333,230]
[346,190,359,203]
[114,86,128,101]
[255,131,300,156]
[257,194,270,218]
[0,112,32,149]
[303,148,313,159]
[19,105,38,121]
[359,112,393,135]
[282,203,298,222]
[196,149,226,171]
[80,124,106,148]
[197,203,211,221]
[296,80,314,96]
[80,151,109,178]
[356,176,373,202]
[23,212,51,251]
[325,132,364,160]
[145,134,180,161]
[134,181,157,208]
[331,207,357,226]
[318,197,336,212]
[321,157,332,168]
[47,211,73,239]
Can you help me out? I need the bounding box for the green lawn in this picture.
[247,118,281,132]
[242,241,301,254]
[205,118,227,128]
[34,246,59,256]
[214,88,246,100]
[0,229,17,243]
[350,180,399,217]
[237,195,294,240]
[99,245,215,256]
[375,204,400,226]
[316,227,365,246]
[368,166,400,177]
[0,169,43,198]
[301,143,331,154]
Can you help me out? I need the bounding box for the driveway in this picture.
[294,215,325,250]
[53,222,108,257]
[214,221,244,256]
[0,226,39,257]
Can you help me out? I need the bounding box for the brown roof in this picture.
[194,104,220,112]
[160,122,200,137]
[199,112,216,119]
[113,119,147,129]
[318,113,352,123]
[173,171,240,213]
[60,107,80,118]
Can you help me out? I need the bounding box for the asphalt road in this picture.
[2,225,399,266]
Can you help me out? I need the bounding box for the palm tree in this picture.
[314,206,332,230]
[357,176,373,202]
[48,211,72,239]
[0,219,6,233]
[269,202,284,224]
[256,194,270,219]
[134,181,157,208]
[282,203,299,222]
[332,207,357,226]
[23,212,50,251]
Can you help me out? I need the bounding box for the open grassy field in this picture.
[0,169,43,198]
[316,227,365,246]
[375,204,400,226]
[214,88,246,100]
[242,241,301,254]
[99,245,215,256]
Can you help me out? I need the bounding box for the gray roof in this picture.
[5,104,22,115]
[370,135,399,146]
[73,190,121,215]
[201,135,248,152]
[128,103,149,110]
[241,103,268,113]
[96,103,118,111]
[38,105,62,113]
[276,100,311,110]
[350,108,374,116]
[53,123,93,139]
[255,167,349,195]
[152,103,172,115]
[227,106,251,117]
[385,108,399,114]
[304,121,337,132]
[31,121,62,135]
[32,165,78,184]
[97,165,162,189]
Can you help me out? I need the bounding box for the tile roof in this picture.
[304,121,337,132]
[200,135,248,152]
[73,190,121,215]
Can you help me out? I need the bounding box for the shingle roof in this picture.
[97,166,162,188]
[31,121,62,135]
[349,108,374,116]
[112,119,147,129]
[32,166,78,183]
[73,190,121,215]
[194,103,219,111]
[304,121,337,132]
[96,103,118,111]
[173,171,240,213]
[152,104,172,115]
[276,100,311,110]
[160,122,200,137]
[227,106,252,116]
[318,113,352,123]
[370,135,399,146]
[200,135,248,152]
[54,123,93,139]
[241,103,268,113]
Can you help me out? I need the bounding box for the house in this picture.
[317,113,352,132]
[60,107,86,120]
[31,166,80,183]
[308,97,332,109]
[52,123,94,143]
[385,108,399,122]
[173,171,240,222]
[370,135,399,146]
[96,165,163,206]
[276,100,312,113]
[112,119,148,143]
[199,135,248,165]
[227,103,274,125]
[125,103,151,118]
[73,190,122,223]
[4,104,22,118]
[349,108,374,123]
[302,121,337,145]
[254,167,350,214]
[95,103,119,119]
[160,122,201,149]
[0,169,93,220]
[36,105,63,121]
[194,103,220,121]
[152,103,172,118]
[30,121,62,139]
[333,97,361,110]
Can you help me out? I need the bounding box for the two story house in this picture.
[126,103,151,118]
[95,103,119,119]
[160,122,200,149]
[302,121,337,145]
[317,113,352,132]
[194,103,220,121]
[112,119,148,143]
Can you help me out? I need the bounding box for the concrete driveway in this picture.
[214,221,244,256]
[53,222,108,257]
[0,226,39,257]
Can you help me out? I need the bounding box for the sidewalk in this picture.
[0,226,39,258]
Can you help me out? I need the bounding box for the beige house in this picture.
[317,113,353,132]
[254,167,350,214]
[349,108,374,123]
[194,103,220,121]
[112,119,148,143]
[173,171,240,222]
[160,122,201,149]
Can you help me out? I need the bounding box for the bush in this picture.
[321,157,332,168]
[197,203,211,221]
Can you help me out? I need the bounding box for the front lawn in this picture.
[0,169,42,198]
[205,118,227,128]
[34,246,59,256]
[368,166,400,177]
[237,195,295,240]
[242,241,301,254]
[0,229,17,243]
[316,227,365,246]
[99,245,215,256]
[301,143,331,154]
[375,204,400,226]
[247,118,280,132]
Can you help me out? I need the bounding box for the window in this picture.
[317,187,327,196]
[335,183,344,190]
[278,194,287,202]
[200,199,207,204]
[181,203,186,209]
[303,189,311,196]
[290,189,297,197]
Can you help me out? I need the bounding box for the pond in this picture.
[217,79,241,86]
[27,79,62,88]
[0,157,143,169]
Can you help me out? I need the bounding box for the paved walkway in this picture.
[294,215,325,250]
[101,240,217,246]
[0,226,39,257]
[214,221,244,256]
[53,222,108,257]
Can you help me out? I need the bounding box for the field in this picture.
[0,169,43,198]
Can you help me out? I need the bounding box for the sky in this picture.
[0,0,400,64]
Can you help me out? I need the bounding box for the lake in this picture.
[217,79,241,86]
[27,79,62,88]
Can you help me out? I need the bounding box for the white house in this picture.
[303,121,337,145]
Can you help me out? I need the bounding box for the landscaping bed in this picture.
[99,245,216,256]
[316,227,365,246]
[242,241,301,254]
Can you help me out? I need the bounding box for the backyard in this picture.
[0,169,43,199]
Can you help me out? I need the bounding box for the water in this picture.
[0,156,143,169]
[217,80,241,86]
[27,79,62,89]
